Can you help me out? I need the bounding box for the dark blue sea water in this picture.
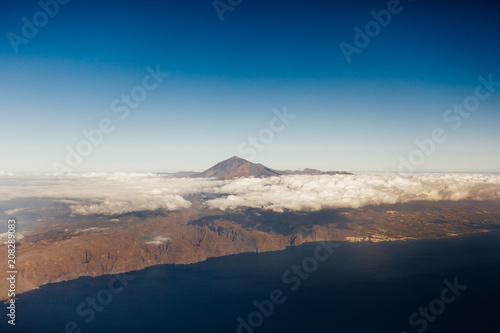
[3,230,500,333]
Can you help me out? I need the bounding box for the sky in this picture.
[1,0,499,173]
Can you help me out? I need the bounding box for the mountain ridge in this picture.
[190,156,352,179]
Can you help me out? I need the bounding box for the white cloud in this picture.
[4,208,25,215]
[0,172,205,216]
[205,173,500,212]
[145,236,170,245]
[76,227,109,233]
[0,172,499,215]
[0,232,24,244]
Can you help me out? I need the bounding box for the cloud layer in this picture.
[0,173,499,215]
[205,174,500,212]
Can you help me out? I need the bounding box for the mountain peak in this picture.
[227,155,247,162]
[194,156,262,179]
[191,156,351,179]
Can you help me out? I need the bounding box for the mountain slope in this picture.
[195,156,281,179]
[192,156,351,179]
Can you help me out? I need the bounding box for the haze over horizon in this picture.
[1,0,499,173]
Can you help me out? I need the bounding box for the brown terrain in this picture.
[2,199,500,297]
[1,158,499,298]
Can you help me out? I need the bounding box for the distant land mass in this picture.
[172,156,352,179]
[2,199,500,298]
[2,159,499,299]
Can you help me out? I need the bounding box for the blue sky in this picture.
[1,0,499,172]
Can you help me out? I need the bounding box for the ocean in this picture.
[4,229,500,333]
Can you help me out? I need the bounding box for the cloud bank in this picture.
[0,173,499,215]
[205,174,500,212]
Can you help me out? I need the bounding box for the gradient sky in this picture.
[1,0,499,173]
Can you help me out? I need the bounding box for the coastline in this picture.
[3,227,498,301]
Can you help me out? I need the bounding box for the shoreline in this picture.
[4,228,498,301]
